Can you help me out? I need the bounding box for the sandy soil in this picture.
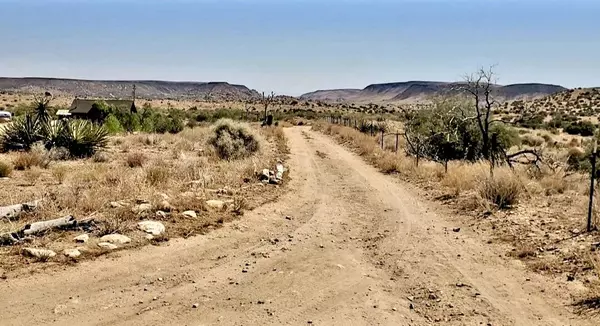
[0,127,595,326]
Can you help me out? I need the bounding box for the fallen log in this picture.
[0,215,96,246]
[0,200,41,220]
[22,215,76,236]
[0,232,19,246]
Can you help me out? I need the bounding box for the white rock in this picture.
[23,248,56,259]
[98,242,118,250]
[110,201,123,208]
[74,234,89,243]
[276,163,285,180]
[156,210,167,218]
[138,221,166,235]
[63,249,81,258]
[182,210,197,218]
[205,200,225,211]
[99,234,131,244]
[145,234,154,240]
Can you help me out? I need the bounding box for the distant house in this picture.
[68,99,136,121]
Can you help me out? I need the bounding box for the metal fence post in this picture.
[588,140,597,232]
[395,133,399,153]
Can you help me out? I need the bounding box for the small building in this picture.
[68,99,136,121]
[56,109,72,119]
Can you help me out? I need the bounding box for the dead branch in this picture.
[23,215,76,235]
[0,200,41,221]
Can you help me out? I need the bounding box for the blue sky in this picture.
[0,0,599,95]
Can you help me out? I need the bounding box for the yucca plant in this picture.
[0,115,43,151]
[54,120,109,158]
[1,114,108,158]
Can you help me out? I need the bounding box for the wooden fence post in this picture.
[588,140,597,232]
[395,133,399,153]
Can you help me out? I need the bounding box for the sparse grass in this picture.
[12,147,51,170]
[441,162,482,197]
[92,151,110,163]
[51,164,68,184]
[126,152,146,168]
[0,121,288,273]
[232,196,247,216]
[0,160,13,177]
[145,162,170,186]
[23,167,42,185]
[521,134,544,147]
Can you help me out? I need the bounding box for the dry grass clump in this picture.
[441,162,484,196]
[51,164,68,184]
[145,161,170,186]
[521,134,544,147]
[209,119,261,160]
[0,160,13,177]
[377,152,402,174]
[477,167,524,209]
[126,152,146,168]
[12,145,52,170]
[92,151,110,163]
[23,167,43,186]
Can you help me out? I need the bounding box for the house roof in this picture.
[69,99,134,114]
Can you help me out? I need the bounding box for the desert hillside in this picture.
[301,81,567,104]
[506,87,600,115]
[0,78,260,101]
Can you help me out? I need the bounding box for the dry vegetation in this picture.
[0,122,288,274]
[315,122,600,308]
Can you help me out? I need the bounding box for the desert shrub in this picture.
[126,152,146,168]
[565,121,596,136]
[0,160,13,177]
[541,134,553,143]
[104,114,124,134]
[478,168,523,209]
[566,145,594,172]
[208,119,261,160]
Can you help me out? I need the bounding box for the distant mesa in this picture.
[300,81,567,103]
[0,77,260,101]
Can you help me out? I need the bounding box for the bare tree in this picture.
[462,66,543,171]
[262,91,275,123]
[462,66,498,164]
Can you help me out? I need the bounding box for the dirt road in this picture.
[0,127,593,326]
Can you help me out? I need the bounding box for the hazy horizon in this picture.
[1,0,599,96]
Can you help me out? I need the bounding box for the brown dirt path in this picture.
[0,127,594,326]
